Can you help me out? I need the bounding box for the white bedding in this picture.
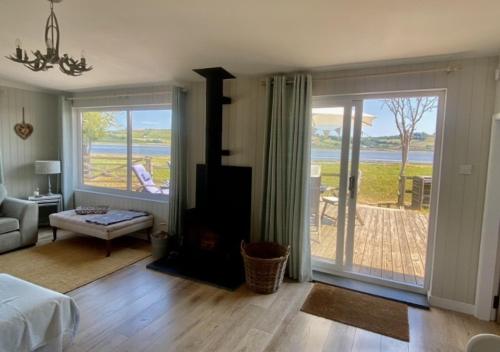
[0,274,79,352]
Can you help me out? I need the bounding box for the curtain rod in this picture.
[261,65,461,85]
[66,90,176,101]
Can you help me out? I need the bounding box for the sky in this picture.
[314,98,439,137]
[105,98,437,137]
[110,109,172,130]
[362,98,438,137]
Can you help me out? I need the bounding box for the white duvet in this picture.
[0,274,79,352]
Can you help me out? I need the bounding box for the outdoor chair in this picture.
[132,164,169,195]
[321,171,364,226]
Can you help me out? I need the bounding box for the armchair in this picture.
[0,184,39,254]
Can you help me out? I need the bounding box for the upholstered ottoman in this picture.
[49,209,154,256]
[0,274,79,352]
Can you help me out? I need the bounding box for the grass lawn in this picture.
[84,153,432,208]
[83,153,170,191]
[318,162,433,206]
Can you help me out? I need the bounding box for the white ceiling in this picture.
[0,0,499,92]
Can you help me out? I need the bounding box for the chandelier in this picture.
[6,0,92,76]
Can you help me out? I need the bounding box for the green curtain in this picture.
[0,148,5,200]
[168,87,187,239]
[0,147,4,185]
[262,74,312,282]
[58,96,75,210]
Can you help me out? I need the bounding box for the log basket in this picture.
[241,241,290,294]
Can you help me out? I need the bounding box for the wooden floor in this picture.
[35,230,500,352]
[311,205,428,286]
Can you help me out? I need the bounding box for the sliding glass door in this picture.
[309,98,360,268]
[310,93,442,293]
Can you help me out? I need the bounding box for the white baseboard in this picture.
[428,295,475,315]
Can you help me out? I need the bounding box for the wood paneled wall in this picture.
[185,57,498,309]
[185,78,267,241]
[0,86,59,197]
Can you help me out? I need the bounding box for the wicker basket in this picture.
[241,241,290,294]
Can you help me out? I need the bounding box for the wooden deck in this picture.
[311,205,429,286]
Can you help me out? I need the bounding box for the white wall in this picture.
[185,78,267,241]
[475,69,500,320]
[185,56,498,311]
[0,86,59,197]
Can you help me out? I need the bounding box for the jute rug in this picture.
[0,235,151,293]
[301,283,409,341]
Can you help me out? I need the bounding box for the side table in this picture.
[28,194,63,227]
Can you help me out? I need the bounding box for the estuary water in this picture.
[91,144,434,164]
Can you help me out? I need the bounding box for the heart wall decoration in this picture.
[14,107,34,140]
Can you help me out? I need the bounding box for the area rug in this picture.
[0,236,151,293]
[301,283,409,341]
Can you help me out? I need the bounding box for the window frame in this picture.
[76,104,172,202]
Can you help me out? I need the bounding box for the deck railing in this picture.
[82,154,169,190]
[83,155,154,180]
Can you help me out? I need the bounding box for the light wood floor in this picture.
[36,230,500,352]
[311,205,428,286]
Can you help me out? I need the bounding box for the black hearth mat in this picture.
[146,256,244,291]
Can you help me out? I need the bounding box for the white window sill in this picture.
[75,187,169,204]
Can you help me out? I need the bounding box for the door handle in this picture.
[348,176,356,198]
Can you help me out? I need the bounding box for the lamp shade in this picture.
[35,160,61,175]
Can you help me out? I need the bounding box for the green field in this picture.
[84,153,431,207]
[83,153,170,191]
[317,162,433,206]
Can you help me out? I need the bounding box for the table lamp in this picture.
[35,160,61,195]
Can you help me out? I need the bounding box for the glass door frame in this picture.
[335,98,355,269]
[312,89,446,295]
[310,96,361,271]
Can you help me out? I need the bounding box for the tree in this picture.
[384,97,437,176]
[82,112,116,155]
[384,97,437,205]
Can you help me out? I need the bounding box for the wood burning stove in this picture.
[147,67,252,289]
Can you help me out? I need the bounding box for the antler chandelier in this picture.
[6,0,92,76]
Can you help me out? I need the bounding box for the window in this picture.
[79,107,171,199]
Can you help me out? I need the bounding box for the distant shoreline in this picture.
[90,143,434,164]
